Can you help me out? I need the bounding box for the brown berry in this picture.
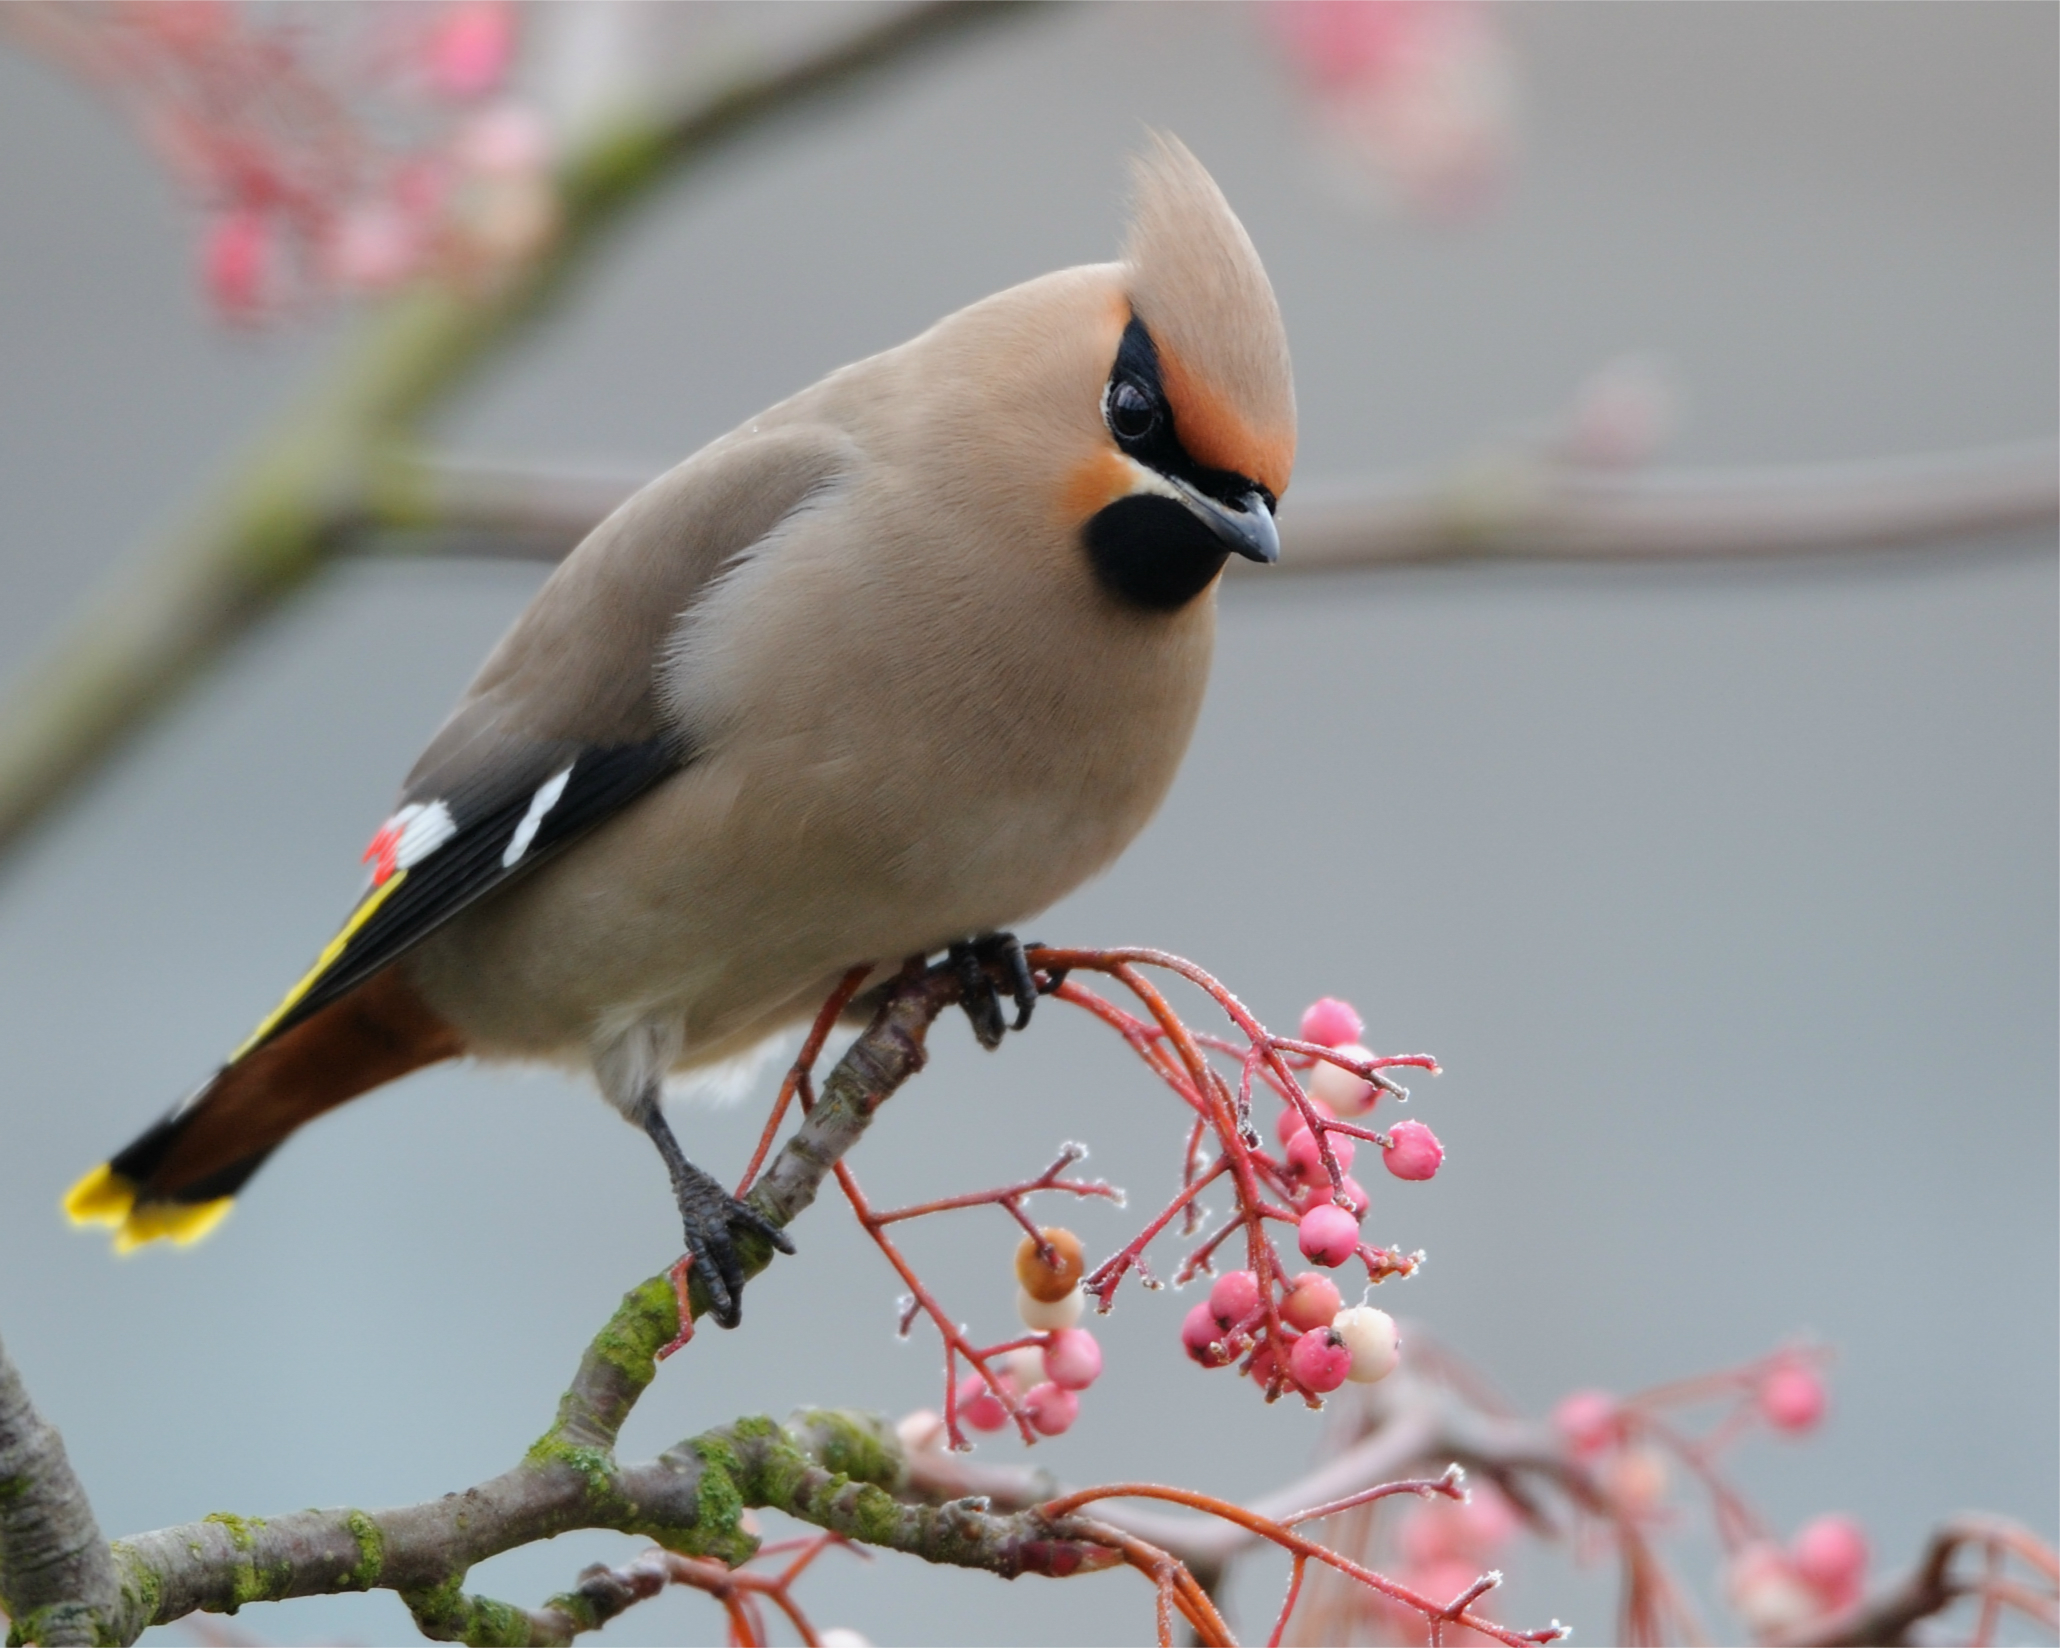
[1015,1227,1085,1302]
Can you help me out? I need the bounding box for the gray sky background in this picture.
[0,5,2053,1644]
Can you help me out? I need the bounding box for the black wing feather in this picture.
[240,737,681,1056]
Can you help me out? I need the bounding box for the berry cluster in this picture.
[953,1229,1106,1438]
[25,2,553,321]
[1549,1352,1872,1639]
[1173,996,1440,1400]
[1726,1515,1870,1637]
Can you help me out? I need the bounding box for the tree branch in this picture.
[1779,1512,2060,1648]
[2,958,968,1645]
[368,438,2059,570]
[0,0,1032,865]
[0,1335,119,1647]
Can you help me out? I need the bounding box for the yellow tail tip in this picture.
[64,1165,233,1251]
[113,1197,234,1253]
[64,1162,135,1227]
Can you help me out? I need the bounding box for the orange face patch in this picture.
[1060,447,1138,525]
[1155,342,1295,499]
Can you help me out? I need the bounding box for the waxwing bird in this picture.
[67,134,1296,1328]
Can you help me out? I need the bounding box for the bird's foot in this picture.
[949,932,1052,1051]
[642,1108,794,1331]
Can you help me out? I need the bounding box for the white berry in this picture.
[1017,1284,1085,1331]
[1332,1304,1400,1383]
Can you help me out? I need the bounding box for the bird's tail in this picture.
[65,967,463,1252]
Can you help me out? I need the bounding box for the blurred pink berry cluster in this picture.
[1552,1354,1871,1639]
[1373,1487,1522,1643]
[19,0,552,320]
[1262,0,1517,218]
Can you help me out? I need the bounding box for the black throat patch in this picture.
[1083,314,1264,611]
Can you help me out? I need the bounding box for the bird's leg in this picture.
[949,932,1046,1051]
[639,1095,794,1331]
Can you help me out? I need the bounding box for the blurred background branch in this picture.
[0,0,1025,865]
[374,437,2058,568]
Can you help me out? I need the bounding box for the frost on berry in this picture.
[1309,1043,1379,1115]
[1023,1380,1080,1436]
[1383,1117,1444,1180]
[1331,1304,1401,1384]
[1287,1326,1353,1394]
[1208,1269,1262,1329]
[1552,1388,1619,1456]
[1016,1285,1085,1332]
[1182,1300,1233,1369]
[1790,1513,1868,1609]
[1016,1227,1086,1302]
[1281,1272,1344,1332]
[1298,1203,1360,1267]
[1759,1361,1827,1433]
[1042,1327,1103,1392]
[954,1371,1011,1433]
[1299,997,1364,1047]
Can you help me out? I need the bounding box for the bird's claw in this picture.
[950,932,1043,1051]
[643,1106,793,1332]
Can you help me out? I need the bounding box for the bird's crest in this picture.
[1120,133,1296,500]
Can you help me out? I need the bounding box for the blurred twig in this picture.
[0,0,1029,866]
[372,439,2058,569]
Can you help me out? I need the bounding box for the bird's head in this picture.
[1072,133,1296,610]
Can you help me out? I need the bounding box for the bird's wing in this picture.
[230,424,857,1059]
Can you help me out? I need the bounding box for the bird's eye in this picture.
[1108,380,1159,442]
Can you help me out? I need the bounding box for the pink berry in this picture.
[1309,1045,1378,1116]
[1552,1389,1618,1456]
[1281,1272,1343,1331]
[1286,1127,1356,1183]
[1023,1380,1079,1436]
[1299,997,1364,1047]
[1727,1544,1818,1636]
[1604,1447,1669,1515]
[954,1371,1010,1432]
[203,209,271,318]
[1791,1514,1868,1608]
[1298,1203,1359,1267]
[1042,1328,1103,1392]
[1383,1118,1443,1181]
[1288,1326,1352,1393]
[423,0,515,99]
[1247,1339,1280,1387]
[1181,1301,1232,1368]
[1208,1269,1261,1329]
[1759,1363,1827,1433]
[1291,1173,1367,1220]
[1275,1097,1334,1146]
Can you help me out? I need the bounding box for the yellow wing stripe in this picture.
[62,1162,233,1251]
[228,868,409,1061]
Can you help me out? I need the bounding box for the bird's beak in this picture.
[1179,484,1280,565]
